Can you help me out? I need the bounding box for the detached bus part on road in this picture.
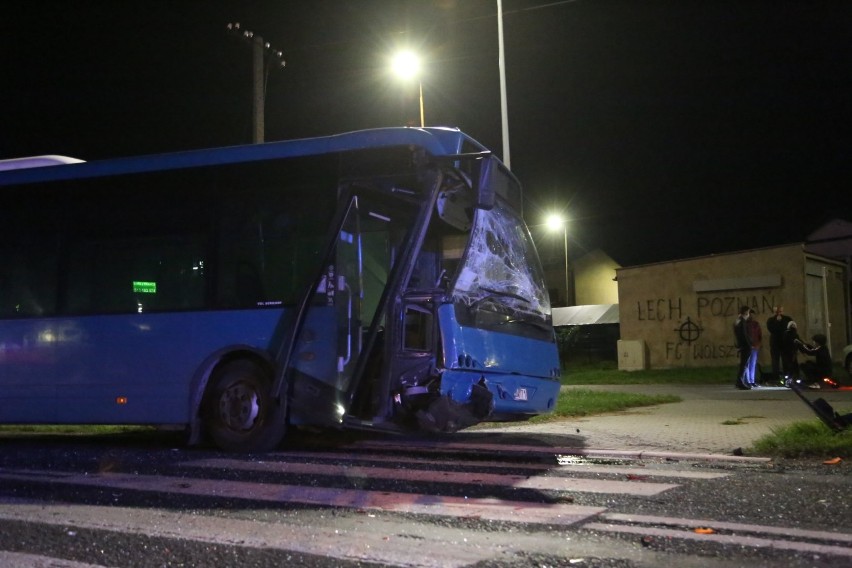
[0,127,561,451]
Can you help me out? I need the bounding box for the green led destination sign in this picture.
[133,281,157,294]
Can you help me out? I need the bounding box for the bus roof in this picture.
[0,127,492,186]
[0,155,84,172]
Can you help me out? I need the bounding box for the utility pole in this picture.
[252,35,265,144]
[227,22,286,144]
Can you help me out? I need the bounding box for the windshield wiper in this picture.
[468,287,531,311]
[497,317,550,331]
[474,286,531,304]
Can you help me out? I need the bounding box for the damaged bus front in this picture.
[282,133,561,438]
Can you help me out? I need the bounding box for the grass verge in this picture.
[560,361,852,459]
[751,420,852,459]
[560,361,734,386]
[0,425,157,436]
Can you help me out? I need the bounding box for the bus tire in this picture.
[204,359,287,452]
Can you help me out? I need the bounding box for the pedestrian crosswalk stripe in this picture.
[0,469,605,526]
[343,439,771,463]
[601,512,852,544]
[271,451,728,480]
[182,458,679,496]
[584,522,852,558]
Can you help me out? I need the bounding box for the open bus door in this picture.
[274,193,369,427]
[274,157,507,437]
[275,177,435,431]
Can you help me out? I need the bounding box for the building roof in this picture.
[553,304,620,326]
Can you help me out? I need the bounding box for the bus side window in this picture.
[0,267,52,317]
[0,244,58,318]
[403,305,433,352]
[65,236,205,315]
[216,209,267,309]
[234,262,264,307]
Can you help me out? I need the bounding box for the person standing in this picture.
[766,306,792,381]
[744,309,763,388]
[733,306,751,389]
[781,320,801,382]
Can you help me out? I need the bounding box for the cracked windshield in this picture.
[451,201,550,333]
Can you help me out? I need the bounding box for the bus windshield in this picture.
[451,198,551,339]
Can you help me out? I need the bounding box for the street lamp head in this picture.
[545,213,566,232]
[391,50,421,80]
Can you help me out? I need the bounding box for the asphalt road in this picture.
[0,423,849,567]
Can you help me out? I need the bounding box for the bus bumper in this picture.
[439,370,560,424]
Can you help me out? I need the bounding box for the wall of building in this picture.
[573,249,620,305]
[616,244,848,369]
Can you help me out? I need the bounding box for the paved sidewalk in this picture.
[478,384,852,456]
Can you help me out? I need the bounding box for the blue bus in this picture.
[0,127,560,451]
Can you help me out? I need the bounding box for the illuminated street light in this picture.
[391,50,425,128]
[545,213,570,306]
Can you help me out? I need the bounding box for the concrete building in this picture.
[806,218,852,283]
[573,249,620,305]
[539,247,620,308]
[615,244,848,371]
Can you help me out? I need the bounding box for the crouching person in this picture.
[797,334,835,389]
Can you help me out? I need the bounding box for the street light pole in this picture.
[561,223,569,306]
[497,0,511,169]
[545,213,570,306]
[418,80,425,128]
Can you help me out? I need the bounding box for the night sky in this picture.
[4,1,851,266]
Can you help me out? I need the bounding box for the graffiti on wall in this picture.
[637,293,777,362]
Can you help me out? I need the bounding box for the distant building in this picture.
[573,249,620,305]
[616,244,848,370]
[539,246,620,308]
[806,218,852,283]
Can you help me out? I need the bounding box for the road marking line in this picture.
[584,522,852,558]
[0,503,529,568]
[0,470,605,526]
[183,458,679,496]
[344,440,771,463]
[0,550,108,568]
[272,450,728,479]
[601,512,852,544]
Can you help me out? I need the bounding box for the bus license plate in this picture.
[514,387,528,401]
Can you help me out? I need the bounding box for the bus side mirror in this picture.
[474,156,522,211]
[475,157,496,210]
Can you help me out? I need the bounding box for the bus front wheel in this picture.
[204,359,287,452]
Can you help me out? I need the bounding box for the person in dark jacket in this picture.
[797,334,832,389]
[766,306,792,380]
[780,320,801,382]
[733,306,751,389]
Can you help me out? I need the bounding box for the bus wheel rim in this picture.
[218,381,260,431]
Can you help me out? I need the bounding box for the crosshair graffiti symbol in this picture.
[676,317,702,345]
